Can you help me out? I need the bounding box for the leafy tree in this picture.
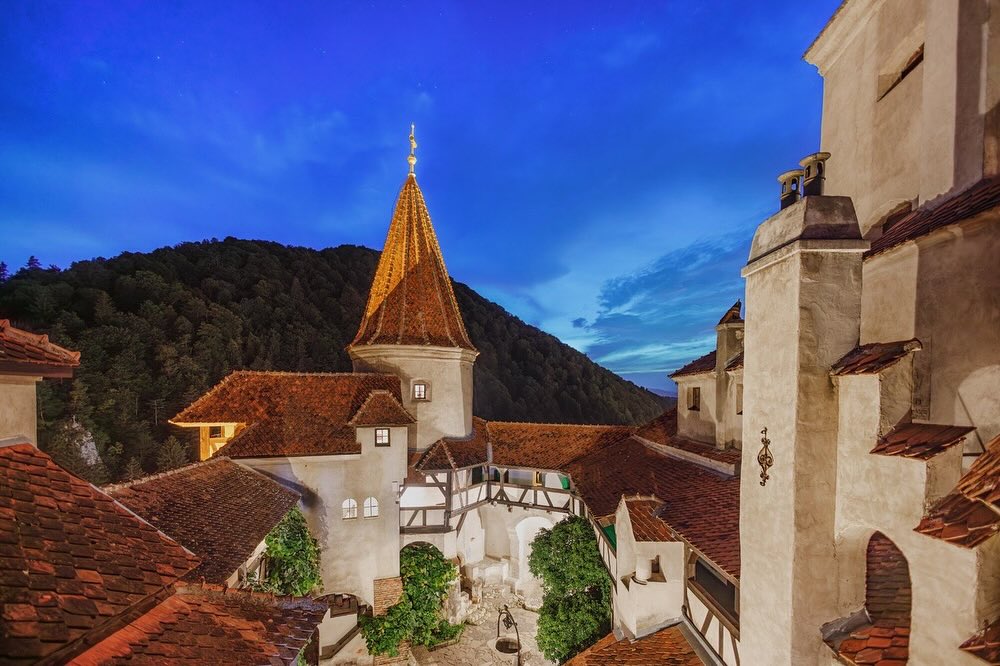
[156,435,189,471]
[360,542,459,656]
[25,255,41,270]
[529,516,612,662]
[122,457,145,481]
[256,507,322,596]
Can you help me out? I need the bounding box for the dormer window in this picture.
[688,387,701,412]
[413,382,428,400]
[375,427,390,447]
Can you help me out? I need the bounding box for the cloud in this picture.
[575,225,754,388]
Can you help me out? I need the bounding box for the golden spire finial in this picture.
[407,123,417,176]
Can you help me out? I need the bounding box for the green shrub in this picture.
[256,507,321,596]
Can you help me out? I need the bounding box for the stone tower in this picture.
[738,193,867,664]
[348,128,477,452]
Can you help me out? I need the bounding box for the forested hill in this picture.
[0,238,667,481]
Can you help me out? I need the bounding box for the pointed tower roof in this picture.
[717,300,743,325]
[351,127,475,351]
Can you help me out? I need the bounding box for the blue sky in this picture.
[0,1,840,393]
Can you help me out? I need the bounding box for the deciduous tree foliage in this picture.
[0,239,667,482]
[256,507,322,597]
[529,516,612,662]
[360,542,459,656]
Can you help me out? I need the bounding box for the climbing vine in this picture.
[360,542,460,656]
[253,506,322,596]
[529,515,612,663]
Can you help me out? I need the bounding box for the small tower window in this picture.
[375,427,390,446]
[413,382,428,400]
[688,387,701,412]
[209,426,223,438]
[342,498,357,520]
[363,496,379,518]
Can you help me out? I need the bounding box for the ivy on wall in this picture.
[360,542,460,656]
[254,507,322,596]
[529,515,612,663]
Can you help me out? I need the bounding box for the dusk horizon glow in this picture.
[0,0,841,393]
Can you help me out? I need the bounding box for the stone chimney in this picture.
[778,169,804,209]
[800,152,831,196]
[739,189,868,664]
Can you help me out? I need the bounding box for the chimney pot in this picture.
[777,169,805,210]
[799,152,831,196]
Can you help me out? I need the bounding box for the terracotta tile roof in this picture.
[415,417,490,471]
[0,319,80,376]
[717,300,743,325]
[871,423,975,460]
[488,422,633,471]
[625,498,674,543]
[0,440,199,665]
[171,371,402,458]
[831,339,921,375]
[665,437,742,466]
[670,351,716,378]
[635,410,677,444]
[826,533,911,665]
[867,176,1000,258]
[564,623,703,665]
[960,617,1000,663]
[104,458,299,584]
[724,351,743,371]
[567,437,740,579]
[70,583,327,665]
[635,410,740,468]
[350,175,475,351]
[348,390,415,426]
[916,433,1000,547]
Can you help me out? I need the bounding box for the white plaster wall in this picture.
[456,505,485,565]
[237,425,407,606]
[0,376,39,443]
[676,374,716,444]
[350,345,475,451]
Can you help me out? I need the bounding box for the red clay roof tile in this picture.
[351,175,475,351]
[917,433,1000,547]
[0,441,199,665]
[831,339,921,375]
[349,389,415,426]
[415,417,491,471]
[0,319,80,376]
[567,437,740,579]
[625,499,674,543]
[104,458,299,584]
[960,616,1000,664]
[635,410,740,468]
[171,371,402,458]
[564,623,703,665]
[871,423,975,460]
[867,176,1000,259]
[670,351,716,378]
[69,583,327,665]
[488,422,633,471]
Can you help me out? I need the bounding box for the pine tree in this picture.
[0,261,8,282]
[25,255,41,270]
[156,436,190,472]
[122,457,145,481]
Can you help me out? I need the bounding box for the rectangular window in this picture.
[690,559,738,623]
[688,387,701,412]
[471,466,484,485]
[375,427,390,446]
[413,383,428,400]
[208,425,223,439]
[736,384,743,416]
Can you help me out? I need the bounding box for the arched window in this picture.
[363,496,379,518]
[342,498,357,520]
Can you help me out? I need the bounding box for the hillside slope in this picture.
[0,238,666,480]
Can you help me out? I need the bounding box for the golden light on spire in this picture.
[407,123,417,176]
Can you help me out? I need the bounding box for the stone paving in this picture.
[412,586,554,666]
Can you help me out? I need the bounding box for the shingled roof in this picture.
[625,498,675,543]
[70,583,327,665]
[871,423,975,460]
[414,417,491,471]
[105,458,300,584]
[567,436,740,580]
[670,351,716,378]
[0,439,199,665]
[565,623,704,665]
[348,389,415,427]
[0,319,80,377]
[831,339,921,375]
[350,174,475,351]
[916,433,1000,548]
[170,371,402,458]
[867,175,1000,258]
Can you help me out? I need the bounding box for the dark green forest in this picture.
[0,239,667,482]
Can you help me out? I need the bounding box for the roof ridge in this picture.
[103,456,229,492]
[486,420,632,429]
